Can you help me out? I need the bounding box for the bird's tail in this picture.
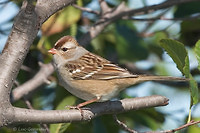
[115,75,189,91]
[136,75,189,83]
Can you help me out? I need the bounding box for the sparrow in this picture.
[48,35,187,109]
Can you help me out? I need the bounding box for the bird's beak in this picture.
[48,48,57,55]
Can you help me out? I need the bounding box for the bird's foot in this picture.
[65,105,84,119]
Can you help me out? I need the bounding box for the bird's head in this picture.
[48,36,80,59]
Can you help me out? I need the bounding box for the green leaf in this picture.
[159,39,188,75]
[42,1,81,35]
[50,96,76,133]
[56,96,76,110]
[70,23,77,37]
[183,55,190,78]
[160,39,199,106]
[50,123,71,133]
[194,40,200,71]
[189,75,199,105]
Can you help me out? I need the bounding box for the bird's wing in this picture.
[65,53,138,80]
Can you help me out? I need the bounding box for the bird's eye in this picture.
[62,47,68,52]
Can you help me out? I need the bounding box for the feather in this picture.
[65,53,138,80]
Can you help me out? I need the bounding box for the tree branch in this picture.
[124,14,200,21]
[72,4,100,15]
[114,117,200,133]
[0,0,38,110]
[11,63,54,102]
[78,2,127,46]
[113,114,136,133]
[98,0,111,15]
[24,98,50,133]
[108,0,200,22]
[79,0,200,46]
[164,120,200,133]
[0,0,76,126]
[8,95,168,126]
[35,0,76,25]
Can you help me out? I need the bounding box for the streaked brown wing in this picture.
[65,53,138,80]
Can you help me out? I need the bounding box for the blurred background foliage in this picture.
[0,0,200,132]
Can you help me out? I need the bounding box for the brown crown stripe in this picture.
[54,36,78,49]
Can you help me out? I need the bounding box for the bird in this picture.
[48,35,187,109]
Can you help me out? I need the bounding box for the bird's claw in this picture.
[65,105,84,119]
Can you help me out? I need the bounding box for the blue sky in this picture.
[0,1,19,53]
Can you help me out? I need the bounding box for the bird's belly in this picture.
[68,79,121,102]
[55,68,94,101]
[58,78,96,101]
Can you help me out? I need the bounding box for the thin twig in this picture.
[72,4,100,15]
[94,0,199,26]
[138,8,171,35]
[113,114,137,133]
[113,114,200,133]
[21,65,35,73]
[164,120,200,133]
[12,62,54,102]
[125,14,200,21]
[24,98,34,109]
[98,0,111,14]
[80,0,200,46]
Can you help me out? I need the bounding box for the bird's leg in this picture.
[65,97,100,118]
[77,97,100,108]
